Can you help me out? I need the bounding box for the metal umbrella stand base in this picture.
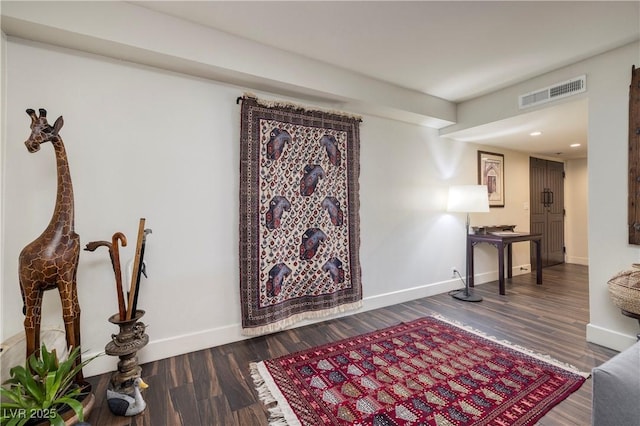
[105,310,149,396]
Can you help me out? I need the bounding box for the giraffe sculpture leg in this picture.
[60,276,86,384]
[20,278,44,361]
[19,257,44,359]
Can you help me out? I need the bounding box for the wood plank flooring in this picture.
[86,264,620,425]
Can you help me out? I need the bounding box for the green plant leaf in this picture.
[1,377,18,387]
[22,374,43,405]
[7,366,27,383]
[27,354,45,379]
[56,396,84,422]
[51,348,77,400]
[1,344,100,426]
[44,371,60,406]
[57,348,101,401]
[42,343,51,363]
[0,387,24,406]
[48,411,65,426]
[45,346,60,372]
[0,403,31,426]
[4,415,27,426]
[6,366,43,405]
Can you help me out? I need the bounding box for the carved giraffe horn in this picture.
[39,108,47,118]
[26,109,37,121]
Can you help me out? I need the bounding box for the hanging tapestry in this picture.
[239,96,362,336]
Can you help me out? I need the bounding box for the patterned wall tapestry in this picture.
[239,96,362,336]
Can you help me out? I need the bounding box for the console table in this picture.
[467,232,542,295]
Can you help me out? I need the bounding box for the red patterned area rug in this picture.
[250,316,589,425]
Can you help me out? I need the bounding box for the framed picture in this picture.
[478,151,505,207]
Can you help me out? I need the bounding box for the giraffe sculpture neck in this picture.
[46,136,75,237]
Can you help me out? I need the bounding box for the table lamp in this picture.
[447,185,490,302]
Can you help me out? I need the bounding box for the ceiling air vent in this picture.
[518,75,586,109]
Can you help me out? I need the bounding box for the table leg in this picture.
[468,237,474,287]
[535,240,542,284]
[507,243,513,279]
[498,242,505,295]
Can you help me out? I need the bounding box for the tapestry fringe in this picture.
[432,314,591,379]
[250,361,300,426]
[242,300,363,337]
[240,92,363,121]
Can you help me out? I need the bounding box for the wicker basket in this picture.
[608,268,640,315]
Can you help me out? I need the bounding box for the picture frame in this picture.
[478,150,505,207]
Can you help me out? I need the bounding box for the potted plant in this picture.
[0,344,98,426]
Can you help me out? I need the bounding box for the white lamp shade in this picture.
[447,185,490,213]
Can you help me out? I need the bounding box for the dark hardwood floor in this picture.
[87,263,619,425]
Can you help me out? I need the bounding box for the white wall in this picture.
[565,158,589,265]
[1,39,530,376]
[451,42,640,350]
[586,43,640,349]
[1,32,6,336]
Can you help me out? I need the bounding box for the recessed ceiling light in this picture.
[570,143,581,148]
[530,131,542,136]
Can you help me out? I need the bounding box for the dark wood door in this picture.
[530,157,565,267]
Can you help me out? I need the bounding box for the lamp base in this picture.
[451,290,483,302]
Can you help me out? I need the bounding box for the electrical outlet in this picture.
[451,267,458,278]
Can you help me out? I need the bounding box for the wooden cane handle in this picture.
[111,232,128,321]
[126,219,146,320]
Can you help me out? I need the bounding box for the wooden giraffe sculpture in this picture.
[18,108,85,384]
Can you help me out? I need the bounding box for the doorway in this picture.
[530,157,565,267]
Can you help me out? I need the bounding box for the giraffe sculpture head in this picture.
[25,108,64,153]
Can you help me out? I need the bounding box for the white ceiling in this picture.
[10,1,617,159]
[446,97,588,155]
[132,1,639,160]
[133,1,638,101]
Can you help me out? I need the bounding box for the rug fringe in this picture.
[250,363,277,405]
[432,314,591,378]
[241,92,363,121]
[250,362,301,426]
[242,301,363,337]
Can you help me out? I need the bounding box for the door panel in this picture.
[548,217,565,265]
[530,158,547,262]
[530,157,565,267]
[546,160,565,265]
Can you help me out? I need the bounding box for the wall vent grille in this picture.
[518,75,586,109]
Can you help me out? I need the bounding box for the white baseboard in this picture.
[85,322,253,377]
[586,323,638,352]
[84,265,530,377]
[471,263,532,285]
[566,256,589,266]
[84,276,465,377]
